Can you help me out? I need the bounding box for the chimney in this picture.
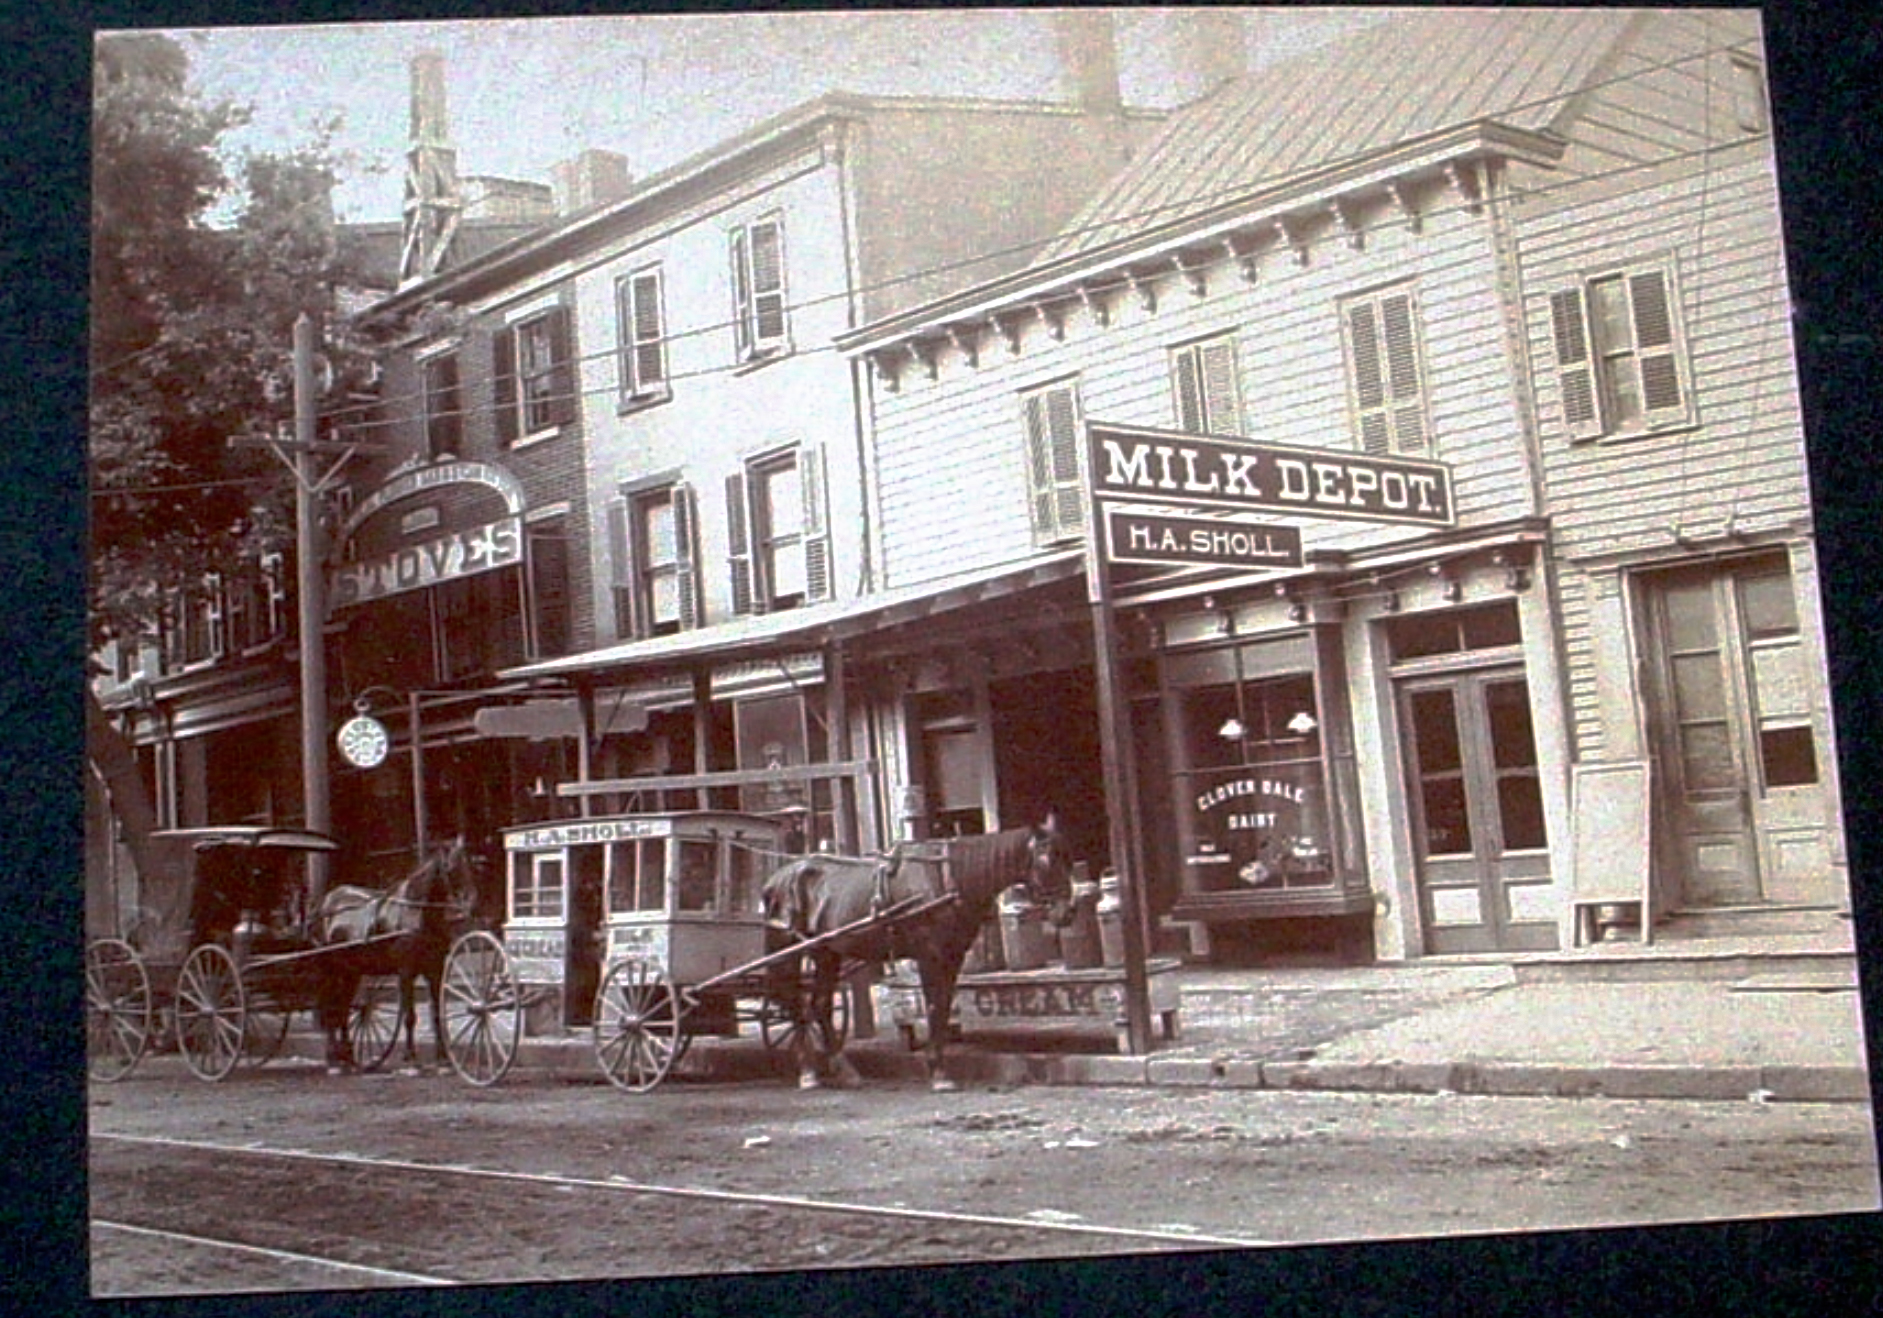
[1054,11,1122,115]
[552,149,634,215]
[400,49,462,286]
[1171,9,1249,98]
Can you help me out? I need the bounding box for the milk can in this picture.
[1057,879,1104,969]
[997,884,1050,971]
[1096,871,1126,968]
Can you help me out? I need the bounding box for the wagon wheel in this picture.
[348,977,401,1072]
[442,931,522,1087]
[759,974,850,1056]
[176,944,246,1082]
[86,938,152,1083]
[593,958,685,1093]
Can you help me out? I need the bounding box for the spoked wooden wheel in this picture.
[86,938,151,1083]
[349,977,401,1073]
[593,959,685,1093]
[442,931,522,1087]
[176,944,246,1082]
[759,974,850,1056]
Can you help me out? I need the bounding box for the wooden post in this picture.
[826,643,855,854]
[692,668,713,812]
[1079,423,1153,1055]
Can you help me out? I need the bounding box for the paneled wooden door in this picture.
[1641,556,1835,909]
[1399,669,1557,954]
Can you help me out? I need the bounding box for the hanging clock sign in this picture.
[337,713,391,768]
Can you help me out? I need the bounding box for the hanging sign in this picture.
[1087,422,1454,527]
[1103,506,1302,570]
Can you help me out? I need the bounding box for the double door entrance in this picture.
[1398,666,1557,954]
[1639,554,1836,910]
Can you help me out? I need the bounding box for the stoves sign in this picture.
[328,459,530,610]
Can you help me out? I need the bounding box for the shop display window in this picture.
[1168,640,1336,894]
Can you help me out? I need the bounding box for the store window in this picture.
[1167,636,1334,893]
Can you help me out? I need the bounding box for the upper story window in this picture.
[495,303,576,444]
[1549,261,1691,442]
[727,445,828,615]
[1021,379,1084,547]
[1171,333,1242,434]
[608,482,699,639]
[160,576,224,671]
[1340,285,1431,455]
[526,515,572,660]
[615,266,669,406]
[421,350,462,458]
[729,215,789,363]
[222,553,286,654]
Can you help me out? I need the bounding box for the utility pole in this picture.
[293,313,332,901]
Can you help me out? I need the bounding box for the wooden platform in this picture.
[878,957,1184,1055]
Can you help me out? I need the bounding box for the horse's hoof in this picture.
[798,1073,822,1091]
[930,1076,959,1093]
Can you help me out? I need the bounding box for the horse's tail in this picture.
[762,860,813,934]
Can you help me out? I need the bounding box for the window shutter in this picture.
[1024,393,1055,540]
[730,228,752,359]
[206,576,226,660]
[1347,301,1390,454]
[494,325,519,445]
[1381,293,1428,452]
[751,219,787,345]
[1046,386,1083,534]
[427,353,462,457]
[631,272,664,390]
[607,499,637,639]
[1200,339,1240,434]
[726,471,756,615]
[673,483,700,629]
[528,520,571,659]
[1549,287,1604,440]
[1173,346,1205,431]
[800,444,830,603]
[544,305,575,427]
[1629,270,1683,415]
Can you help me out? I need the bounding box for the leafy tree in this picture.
[88,31,386,878]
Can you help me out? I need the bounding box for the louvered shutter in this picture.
[1381,293,1428,452]
[730,228,752,359]
[1347,302,1391,454]
[606,499,637,639]
[494,325,519,445]
[751,219,786,346]
[800,444,830,603]
[1024,393,1055,541]
[544,305,575,427]
[528,520,571,658]
[1200,338,1240,434]
[673,483,700,629]
[1549,287,1605,440]
[1629,270,1683,416]
[726,472,756,615]
[1173,346,1205,431]
[1047,387,1082,534]
[631,272,664,392]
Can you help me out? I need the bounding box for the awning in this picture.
[500,551,1086,683]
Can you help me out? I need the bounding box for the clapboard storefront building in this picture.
[836,9,1843,963]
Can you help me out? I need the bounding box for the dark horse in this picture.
[312,838,478,1073]
[761,817,1076,1092]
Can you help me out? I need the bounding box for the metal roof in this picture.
[501,551,1085,683]
[1037,8,1640,264]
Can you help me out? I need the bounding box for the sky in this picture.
[151,8,1388,225]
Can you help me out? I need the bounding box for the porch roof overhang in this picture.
[499,550,1086,686]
